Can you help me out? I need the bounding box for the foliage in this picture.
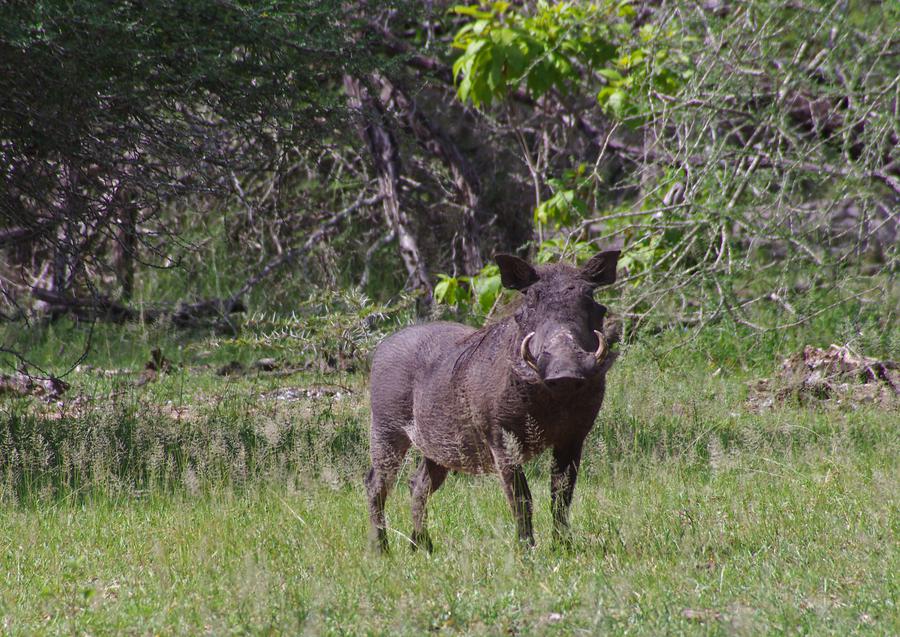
[0,3,897,631]
[594,20,688,123]
[534,237,597,265]
[445,0,897,332]
[434,273,473,307]
[451,1,618,106]
[224,288,417,368]
[451,1,686,121]
[435,264,503,314]
[0,0,358,167]
[533,164,592,229]
[2,0,898,366]
[0,0,368,321]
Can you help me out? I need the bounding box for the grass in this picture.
[1,313,898,635]
[2,451,896,635]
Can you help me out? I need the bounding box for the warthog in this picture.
[367,251,620,550]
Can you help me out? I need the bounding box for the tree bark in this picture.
[343,74,433,308]
[115,192,137,301]
[372,73,484,275]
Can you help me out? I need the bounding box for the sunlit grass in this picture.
[2,446,896,635]
[1,312,897,634]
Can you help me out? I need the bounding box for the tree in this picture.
[0,0,363,316]
[432,0,898,332]
[2,0,896,345]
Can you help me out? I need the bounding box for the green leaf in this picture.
[598,68,623,82]
[474,274,502,313]
[456,72,473,103]
[534,200,549,226]
[434,275,454,304]
[452,6,495,20]
[606,88,627,117]
[617,1,637,19]
[526,58,556,96]
[488,49,504,91]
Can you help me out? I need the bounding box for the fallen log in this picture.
[30,287,245,327]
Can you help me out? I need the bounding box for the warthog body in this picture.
[367,251,620,550]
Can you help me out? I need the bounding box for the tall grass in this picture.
[0,371,370,504]
[1,306,895,502]
[1,447,896,635]
[0,302,897,634]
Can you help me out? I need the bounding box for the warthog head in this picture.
[496,250,620,394]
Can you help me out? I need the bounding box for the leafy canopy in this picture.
[450,1,685,119]
[0,0,363,213]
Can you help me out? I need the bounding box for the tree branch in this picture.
[228,192,383,304]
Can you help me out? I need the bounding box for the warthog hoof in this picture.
[410,530,434,553]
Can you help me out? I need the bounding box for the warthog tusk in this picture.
[520,332,539,372]
[593,330,608,364]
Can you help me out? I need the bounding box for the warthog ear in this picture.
[581,250,620,287]
[495,254,539,291]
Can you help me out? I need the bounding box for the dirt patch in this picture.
[749,345,899,410]
[682,608,723,623]
[261,385,352,402]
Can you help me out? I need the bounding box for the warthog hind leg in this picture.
[409,457,449,552]
[366,431,411,553]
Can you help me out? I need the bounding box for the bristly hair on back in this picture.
[450,317,513,377]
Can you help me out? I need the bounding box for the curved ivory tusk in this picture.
[593,330,608,364]
[520,332,539,372]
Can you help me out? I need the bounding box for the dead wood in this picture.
[748,345,899,410]
[343,74,433,307]
[0,370,69,400]
[29,287,245,327]
[372,74,485,274]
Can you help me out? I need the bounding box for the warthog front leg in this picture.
[551,440,584,542]
[495,462,535,546]
[409,457,449,552]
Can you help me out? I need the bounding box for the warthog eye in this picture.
[588,301,607,328]
[526,288,541,305]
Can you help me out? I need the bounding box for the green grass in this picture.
[1,449,896,635]
[1,314,898,634]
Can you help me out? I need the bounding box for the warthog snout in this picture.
[521,329,608,393]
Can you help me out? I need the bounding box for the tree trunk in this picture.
[51,164,81,300]
[115,193,137,301]
[343,74,433,308]
[372,74,484,275]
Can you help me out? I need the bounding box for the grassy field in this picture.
[1,317,898,635]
